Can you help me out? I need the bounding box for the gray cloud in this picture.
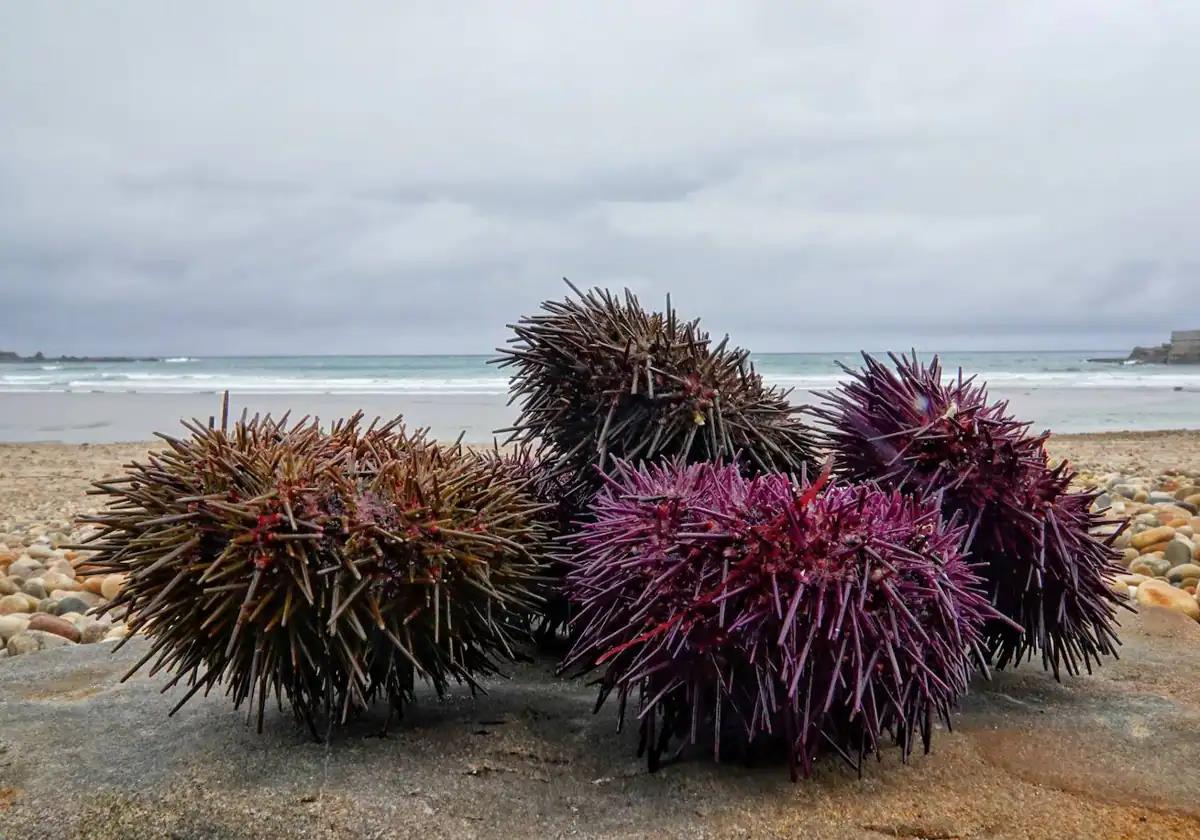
[2,1,1198,355]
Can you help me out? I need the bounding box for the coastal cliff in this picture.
[1093,330,1200,365]
[0,351,159,363]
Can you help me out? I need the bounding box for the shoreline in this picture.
[1,387,1198,443]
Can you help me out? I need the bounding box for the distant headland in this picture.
[1090,330,1200,365]
[0,350,160,363]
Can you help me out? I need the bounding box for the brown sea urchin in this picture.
[80,402,550,731]
[493,282,818,497]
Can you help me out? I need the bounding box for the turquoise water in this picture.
[1,351,1197,394]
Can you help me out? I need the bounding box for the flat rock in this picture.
[0,610,1197,839]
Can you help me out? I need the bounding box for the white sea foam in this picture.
[3,353,1200,395]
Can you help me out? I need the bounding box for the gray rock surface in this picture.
[0,609,1198,839]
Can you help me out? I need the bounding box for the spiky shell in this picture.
[80,407,550,731]
[812,352,1124,678]
[494,282,817,495]
[563,460,992,778]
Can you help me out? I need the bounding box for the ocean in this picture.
[1,351,1197,442]
[4,351,1200,395]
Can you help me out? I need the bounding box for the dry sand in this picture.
[2,431,1199,533]
[2,432,1199,838]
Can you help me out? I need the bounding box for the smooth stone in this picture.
[100,574,125,601]
[27,613,82,643]
[1165,540,1194,568]
[81,576,105,596]
[6,558,44,581]
[1092,493,1113,511]
[1130,555,1171,578]
[53,595,93,616]
[1113,483,1139,499]
[1136,579,1200,621]
[1139,541,1172,556]
[41,571,78,592]
[1175,486,1200,501]
[1133,526,1176,550]
[1167,563,1200,583]
[1116,573,1151,586]
[78,618,111,644]
[25,544,53,560]
[5,628,75,656]
[104,625,129,641]
[37,597,58,614]
[0,593,34,615]
[0,576,19,596]
[5,633,40,656]
[1149,491,1177,504]
[0,614,30,641]
[1122,548,1140,568]
[20,578,47,599]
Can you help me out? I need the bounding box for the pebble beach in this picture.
[2,430,1200,659]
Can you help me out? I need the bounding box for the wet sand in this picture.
[1,386,1198,443]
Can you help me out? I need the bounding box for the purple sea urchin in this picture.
[812,352,1124,678]
[563,460,992,778]
[493,282,817,496]
[80,405,550,731]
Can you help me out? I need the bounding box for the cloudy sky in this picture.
[2,2,1197,355]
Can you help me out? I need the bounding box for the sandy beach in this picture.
[1,430,1199,838]
[0,429,1196,544]
[2,386,1199,443]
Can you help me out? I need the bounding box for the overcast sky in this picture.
[2,2,1198,355]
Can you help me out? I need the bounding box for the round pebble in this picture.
[0,593,33,615]
[40,570,78,592]
[27,613,82,643]
[1136,579,1200,621]
[6,628,76,656]
[0,614,30,641]
[1130,555,1171,578]
[20,577,47,599]
[53,594,92,616]
[1132,526,1175,550]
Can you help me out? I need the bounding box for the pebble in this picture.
[41,570,78,592]
[1167,562,1200,582]
[25,544,53,560]
[6,557,44,580]
[1149,491,1177,504]
[1164,539,1194,568]
[6,628,76,656]
[100,574,125,601]
[1136,579,1200,621]
[78,617,110,644]
[1130,555,1171,578]
[1121,547,1140,567]
[0,614,30,641]
[21,577,47,599]
[0,593,34,615]
[0,576,19,595]
[1132,526,1176,550]
[53,595,93,616]
[27,613,82,643]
